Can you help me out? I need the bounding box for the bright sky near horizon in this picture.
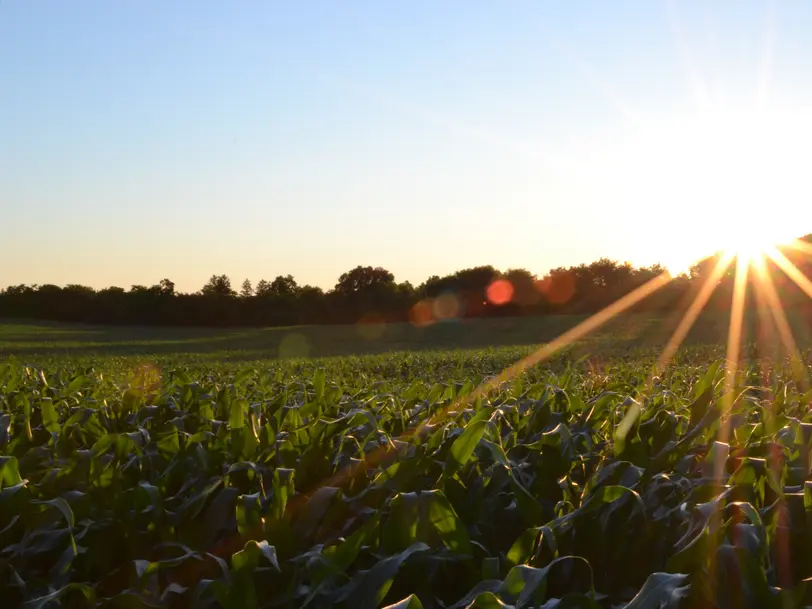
[2,1,811,293]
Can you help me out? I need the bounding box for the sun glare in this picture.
[717,219,790,265]
[603,104,810,273]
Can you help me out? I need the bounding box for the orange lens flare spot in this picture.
[537,273,576,305]
[432,292,460,320]
[409,300,434,327]
[486,279,514,306]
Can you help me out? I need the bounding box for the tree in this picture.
[255,275,299,297]
[158,278,176,296]
[99,286,126,295]
[397,281,416,297]
[2,284,35,296]
[240,279,254,299]
[63,284,95,296]
[201,274,236,297]
[503,268,541,306]
[332,266,399,323]
[37,284,62,297]
[454,266,499,293]
[334,266,395,295]
[419,275,443,297]
[255,279,272,297]
[270,274,298,295]
[447,266,500,317]
[297,285,325,323]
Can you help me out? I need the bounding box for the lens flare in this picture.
[409,300,434,327]
[486,279,514,305]
[433,292,460,320]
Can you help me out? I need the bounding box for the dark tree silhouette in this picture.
[240,279,253,299]
[201,275,236,297]
[503,268,541,307]
[0,235,809,327]
[158,279,176,296]
[334,266,395,295]
[270,275,299,295]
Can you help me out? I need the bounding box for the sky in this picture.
[2,1,811,293]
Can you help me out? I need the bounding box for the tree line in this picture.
[1,236,810,327]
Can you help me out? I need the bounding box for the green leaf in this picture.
[314,368,326,401]
[462,592,513,608]
[426,490,472,555]
[236,493,262,537]
[229,398,246,430]
[33,497,75,529]
[482,439,509,467]
[507,526,557,568]
[339,542,430,609]
[271,468,295,521]
[382,493,420,554]
[382,594,425,609]
[0,456,22,489]
[23,583,95,609]
[508,528,540,568]
[443,419,489,480]
[65,375,89,395]
[804,481,812,511]
[693,361,722,402]
[232,539,280,573]
[326,512,381,575]
[482,557,500,580]
[310,513,382,591]
[577,485,640,518]
[716,544,774,608]
[509,474,547,526]
[157,427,180,456]
[624,572,690,609]
[40,398,60,434]
[234,368,254,385]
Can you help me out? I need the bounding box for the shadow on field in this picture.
[1,310,810,362]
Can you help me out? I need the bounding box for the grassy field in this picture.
[3,308,807,363]
[0,315,650,361]
[2,313,812,607]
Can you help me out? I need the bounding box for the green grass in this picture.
[4,308,809,363]
[0,316,629,361]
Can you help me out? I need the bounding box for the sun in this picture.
[644,106,808,272]
[592,102,810,276]
[716,218,789,265]
[678,108,805,267]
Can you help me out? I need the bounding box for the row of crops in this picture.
[2,347,812,608]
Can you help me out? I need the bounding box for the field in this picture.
[0,315,683,362]
[5,308,810,362]
[2,315,812,608]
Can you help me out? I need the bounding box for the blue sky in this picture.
[2,1,811,292]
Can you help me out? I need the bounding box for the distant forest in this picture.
[2,235,811,327]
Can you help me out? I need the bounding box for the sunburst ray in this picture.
[656,253,734,373]
[752,255,809,391]
[718,256,750,453]
[768,247,812,300]
[783,238,812,259]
